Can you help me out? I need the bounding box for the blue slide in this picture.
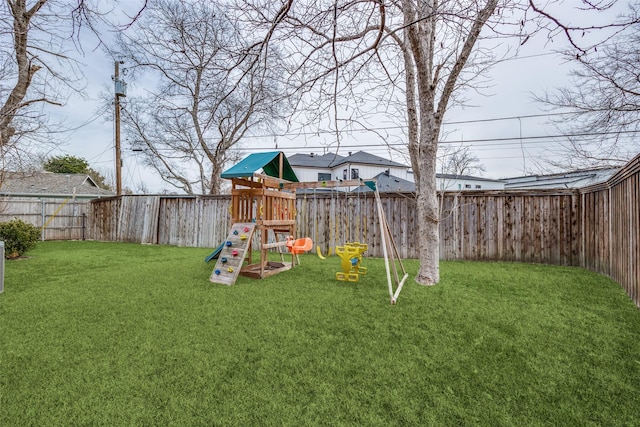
[205,242,225,263]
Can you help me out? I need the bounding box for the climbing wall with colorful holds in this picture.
[209,223,256,286]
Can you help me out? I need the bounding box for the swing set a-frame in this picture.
[209,151,409,304]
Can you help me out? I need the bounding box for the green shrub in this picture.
[0,219,41,258]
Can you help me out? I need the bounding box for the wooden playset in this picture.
[208,151,408,304]
[209,152,301,285]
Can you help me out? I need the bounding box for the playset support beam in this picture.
[372,185,409,304]
[282,179,371,190]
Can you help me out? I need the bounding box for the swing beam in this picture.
[282,179,366,190]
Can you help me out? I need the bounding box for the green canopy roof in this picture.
[220,151,299,182]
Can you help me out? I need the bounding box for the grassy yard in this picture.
[1,241,639,426]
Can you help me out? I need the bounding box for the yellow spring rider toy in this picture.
[335,242,368,282]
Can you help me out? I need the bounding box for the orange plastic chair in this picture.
[287,237,314,264]
[289,237,313,254]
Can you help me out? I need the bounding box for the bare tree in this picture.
[437,144,486,230]
[538,3,640,169]
[1,0,66,168]
[239,0,635,286]
[117,0,287,195]
[0,0,147,173]
[438,144,486,191]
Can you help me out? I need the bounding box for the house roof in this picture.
[288,151,408,169]
[503,167,619,189]
[337,151,407,168]
[353,172,416,193]
[0,172,114,198]
[287,153,346,168]
[221,151,299,182]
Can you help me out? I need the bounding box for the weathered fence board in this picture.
[580,153,640,307]
[0,197,90,240]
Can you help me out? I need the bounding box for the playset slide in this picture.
[204,241,225,263]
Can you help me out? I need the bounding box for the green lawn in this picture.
[1,241,639,426]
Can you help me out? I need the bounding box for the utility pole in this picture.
[114,61,127,196]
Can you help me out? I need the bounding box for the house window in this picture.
[475,185,481,189]
[343,169,348,179]
[465,184,471,189]
[318,173,331,182]
[351,168,359,179]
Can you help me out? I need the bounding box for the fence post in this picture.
[0,241,4,294]
[82,213,86,241]
[41,199,46,241]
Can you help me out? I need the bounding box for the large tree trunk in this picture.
[404,50,440,285]
[415,140,440,285]
[403,0,499,286]
[403,0,441,286]
[209,166,223,195]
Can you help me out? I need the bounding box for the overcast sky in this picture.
[44,4,601,193]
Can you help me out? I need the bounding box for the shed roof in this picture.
[221,151,299,182]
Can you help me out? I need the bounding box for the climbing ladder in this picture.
[209,223,256,286]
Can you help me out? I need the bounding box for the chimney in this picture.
[348,151,352,156]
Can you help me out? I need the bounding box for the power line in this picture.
[442,112,571,126]
[47,105,110,135]
[440,129,640,146]
[246,111,576,139]
[122,127,639,156]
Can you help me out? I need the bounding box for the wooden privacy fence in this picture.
[88,190,581,264]
[0,197,90,240]
[89,195,232,248]
[439,190,580,265]
[295,190,582,265]
[579,153,640,307]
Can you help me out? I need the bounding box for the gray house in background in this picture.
[0,172,114,240]
[434,173,505,192]
[288,151,413,183]
[288,150,505,192]
[288,151,415,194]
[0,172,114,199]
